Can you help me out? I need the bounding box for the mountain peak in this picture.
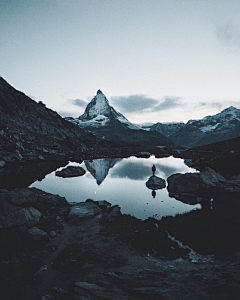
[78,89,110,122]
[223,106,238,112]
[97,89,103,95]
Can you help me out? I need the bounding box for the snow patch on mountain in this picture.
[68,114,110,128]
[200,123,221,132]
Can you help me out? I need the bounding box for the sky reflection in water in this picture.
[31,156,201,220]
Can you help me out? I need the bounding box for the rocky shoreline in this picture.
[1,133,240,299]
[1,184,240,300]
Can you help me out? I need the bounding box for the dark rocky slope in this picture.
[0,77,123,165]
[180,136,240,179]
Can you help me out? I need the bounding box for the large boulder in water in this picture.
[56,166,86,178]
[167,167,240,201]
[146,175,166,190]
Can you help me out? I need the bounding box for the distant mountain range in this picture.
[146,106,240,147]
[66,90,240,148]
[1,76,240,154]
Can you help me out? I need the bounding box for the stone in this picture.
[146,175,166,190]
[49,230,57,237]
[41,295,55,300]
[108,205,121,219]
[167,167,240,201]
[27,227,48,241]
[0,160,5,167]
[69,201,102,222]
[75,282,125,299]
[130,287,165,298]
[6,188,39,206]
[88,199,112,209]
[56,166,86,178]
[0,199,42,229]
[135,152,151,158]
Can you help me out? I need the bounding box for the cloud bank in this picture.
[69,98,88,107]
[110,95,183,114]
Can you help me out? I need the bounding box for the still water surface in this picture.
[31,156,201,220]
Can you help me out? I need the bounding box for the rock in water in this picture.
[167,167,240,202]
[146,175,166,190]
[56,166,86,178]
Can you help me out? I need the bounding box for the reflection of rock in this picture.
[56,166,86,178]
[146,175,166,190]
[167,167,240,204]
[85,158,122,185]
[135,152,151,158]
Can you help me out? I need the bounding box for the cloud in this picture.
[217,22,240,49]
[58,111,78,118]
[69,98,88,107]
[154,97,182,111]
[111,95,183,114]
[111,95,158,113]
[111,162,151,180]
[195,102,223,110]
[194,101,240,111]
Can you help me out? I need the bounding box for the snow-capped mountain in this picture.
[150,122,185,137]
[66,90,139,130]
[66,90,173,148]
[149,106,240,147]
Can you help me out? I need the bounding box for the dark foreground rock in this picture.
[146,175,166,190]
[1,187,240,300]
[167,167,240,203]
[55,166,86,178]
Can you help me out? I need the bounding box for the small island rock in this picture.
[56,166,86,178]
[146,175,166,190]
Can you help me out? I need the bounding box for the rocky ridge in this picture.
[149,106,240,147]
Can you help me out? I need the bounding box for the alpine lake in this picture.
[30,155,201,220]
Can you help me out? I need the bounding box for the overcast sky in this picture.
[1,0,240,123]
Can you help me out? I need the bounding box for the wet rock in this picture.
[146,175,166,190]
[108,205,121,220]
[27,227,49,241]
[49,230,57,237]
[5,188,39,206]
[95,200,112,209]
[56,166,86,178]
[129,286,165,298]
[0,199,42,229]
[74,282,126,299]
[0,160,5,167]
[41,296,55,300]
[69,201,102,223]
[135,151,151,158]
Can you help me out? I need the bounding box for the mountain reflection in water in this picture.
[30,156,201,220]
[85,158,122,185]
